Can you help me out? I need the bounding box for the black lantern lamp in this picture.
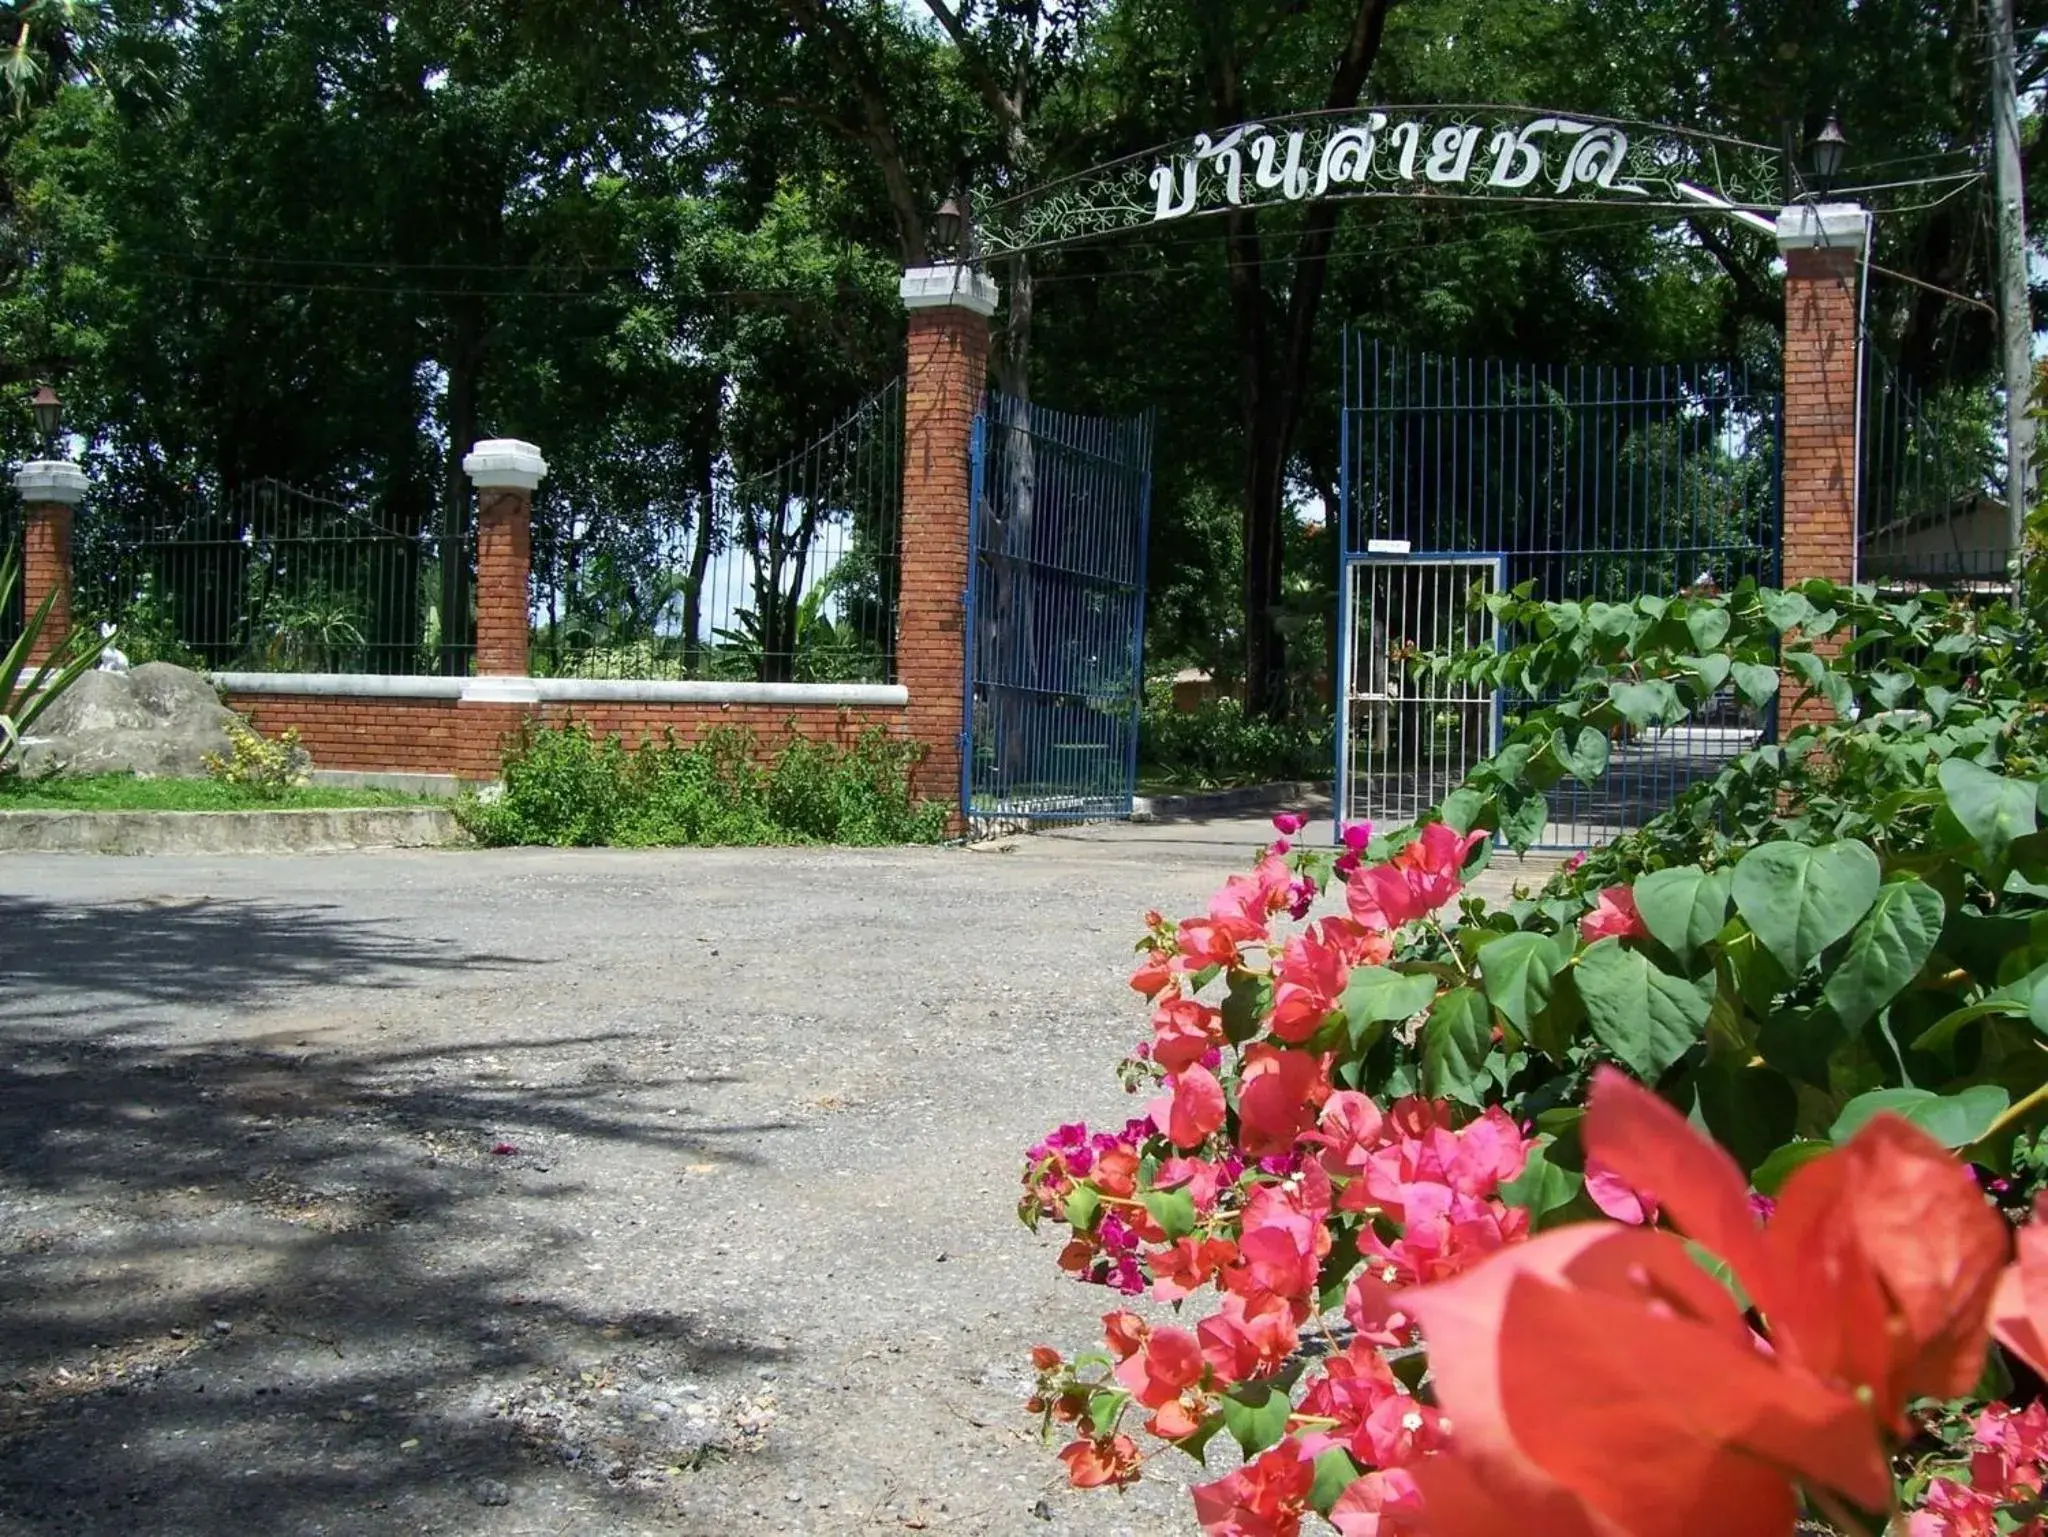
[931,194,966,259]
[1809,116,1847,197]
[30,385,60,452]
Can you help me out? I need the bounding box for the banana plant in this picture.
[1,540,113,770]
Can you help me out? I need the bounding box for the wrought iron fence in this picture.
[0,488,20,656]
[531,380,904,683]
[1859,355,2004,595]
[77,480,458,675]
[1341,340,1782,846]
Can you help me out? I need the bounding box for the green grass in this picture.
[0,774,435,812]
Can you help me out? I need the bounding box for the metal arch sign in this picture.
[976,105,1784,257]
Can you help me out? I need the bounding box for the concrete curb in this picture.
[0,806,464,855]
[1129,780,1332,823]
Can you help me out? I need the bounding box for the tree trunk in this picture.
[683,442,717,675]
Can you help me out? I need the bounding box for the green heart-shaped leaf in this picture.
[1633,866,1733,966]
[1574,938,1713,1080]
[1821,878,1945,1032]
[1732,840,1881,976]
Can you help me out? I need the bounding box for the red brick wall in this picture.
[898,303,988,835]
[1779,242,1860,731]
[474,489,532,678]
[22,502,73,664]
[225,693,921,788]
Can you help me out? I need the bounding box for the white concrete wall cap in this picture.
[212,672,467,699]
[1776,203,1871,254]
[209,673,909,709]
[14,459,88,506]
[899,264,1000,317]
[461,438,549,491]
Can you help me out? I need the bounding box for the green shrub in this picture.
[1137,682,1332,790]
[458,721,947,848]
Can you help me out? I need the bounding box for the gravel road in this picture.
[0,817,1557,1537]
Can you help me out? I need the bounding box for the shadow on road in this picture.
[0,891,792,1533]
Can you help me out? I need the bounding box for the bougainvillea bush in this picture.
[1020,568,2048,1535]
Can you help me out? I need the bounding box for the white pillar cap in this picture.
[14,459,87,506]
[462,439,549,492]
[900,263,1000,318]
[1776,203,1871,255]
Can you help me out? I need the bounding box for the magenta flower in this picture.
[1273,812,1308,835]
[1341,821,1374,853]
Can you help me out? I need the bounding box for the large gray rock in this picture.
[17,663,245,778]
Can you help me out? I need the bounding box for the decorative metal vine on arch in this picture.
[975,105,1785,257]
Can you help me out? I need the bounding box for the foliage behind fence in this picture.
[1859,353,2003,591]
[77,479,461,675]
[531,380,904,684]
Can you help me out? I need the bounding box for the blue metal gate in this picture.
[1337,338,1782,846]
[965,395,1154,826]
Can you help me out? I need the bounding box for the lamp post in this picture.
[930,194,966,260]
[1808,116,1846,197]
[30,385,60,455]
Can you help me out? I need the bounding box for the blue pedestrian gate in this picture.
[1337,338,1782,846]
[965,395,1154,827]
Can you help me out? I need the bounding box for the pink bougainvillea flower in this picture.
[1310,915,1394,968]
[1154,1154,1240,1212]
[1190,1440,1315,1537]
[1149,1236,1239,1302]
[1309,1090,1386,1184]
[1583,1157,1659,1226]
[1224,1182,1327,1304]
[1993,1195,2048,1381]
[1906,1478,2002,1537]
[1333,852,1362,880]
[1234,1045,1330,1157]
[1197,1289,1301,1385]
[1177,912,1265,972]
[1400,1069,2011,1537]
[1291,1340,1401,1457]
[1563,850,1587,872]
[1579,884,1647,943]
[1272,812,1308,836]
[1152,996,1228,1074]
[1341,820,1375,854]
[1327,1468,1425,1537]
[1346,823,1487,929]
[1151,1065,1227,1150]
[1969,1401,2048,1503]
[1269,930,1349,1043]
[1058,1433,1142,1489]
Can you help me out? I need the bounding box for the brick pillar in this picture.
[1775,202,1869,732]
[898,263,997,831]
[461,439,547,677]
[13,459,88,665]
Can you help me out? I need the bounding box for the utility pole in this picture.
[1993,0,2035,553]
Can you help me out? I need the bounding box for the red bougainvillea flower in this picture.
[1399,1068,2010,1537]
[1114,1325,1205,1408]
[1235,1045,1331,1156]
[1578,884,1647,943]
[1058,1432,1142,1489]
[1191,1440,1316,1537]
[1345,822,1488,930]
[1130,948,1176,998]
[1583,1069,2007,1424]
[1224,1181,1330,1304]
[1152,1065,1228,1150]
